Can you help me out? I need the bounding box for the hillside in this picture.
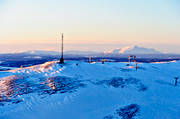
[0,61,180,119]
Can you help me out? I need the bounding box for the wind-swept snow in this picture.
[0,61,180,119]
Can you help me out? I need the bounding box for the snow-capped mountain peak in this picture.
[106,45,162,54]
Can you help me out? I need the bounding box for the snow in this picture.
[0,66,15,72]
[0,60,180,119]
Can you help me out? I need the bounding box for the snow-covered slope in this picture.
[0,61,180,119]
[106,45,162,54]
[0,66,15,71]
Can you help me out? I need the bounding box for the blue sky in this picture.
[0,0,179,53]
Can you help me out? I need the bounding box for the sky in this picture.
[0,0,180,53]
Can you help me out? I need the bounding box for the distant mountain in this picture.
[65,50,100,55]
[23,46,162,56]
[24,50,100,56]
[105,45,162,54]
[24,50,60,56]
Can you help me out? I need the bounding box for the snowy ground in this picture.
[0,61,180,119]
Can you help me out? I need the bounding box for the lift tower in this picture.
[59,33,64,64]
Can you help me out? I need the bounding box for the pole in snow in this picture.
[89,57,92,63]
[59,33,64,64]
[174,77,178,86]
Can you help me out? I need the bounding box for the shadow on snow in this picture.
[0,76,86,106]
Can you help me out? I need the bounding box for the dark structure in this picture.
[128,55,136,63]
[174,77,178,86]
[59,33,64,64]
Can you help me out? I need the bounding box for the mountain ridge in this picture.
[23,45,162,55]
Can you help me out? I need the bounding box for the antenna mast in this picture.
[59,33,64,64]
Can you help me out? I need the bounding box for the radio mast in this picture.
[59,33,64,64]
